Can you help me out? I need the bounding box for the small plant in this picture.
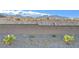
[29,35,35,38]
[64,34,75,45]
[3,34,16,45]
[16,18,21,21]
[52,34,56,37]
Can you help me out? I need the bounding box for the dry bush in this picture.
[15,18,21,21]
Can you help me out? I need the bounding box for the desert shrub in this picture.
[16,18,21,21]
[64,34,75,45]
[52,34,56,37]
[29,35,35,38]
[3,34,16,45]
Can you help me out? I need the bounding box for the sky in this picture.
[0,10,79,18]
[31,10,79,18]
[0,0,79,18]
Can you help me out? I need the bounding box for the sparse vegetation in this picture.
[3,34,16,45]
[64,34,75,45]
[16,18,21,21]
[52,34,56,37]
[29,35,35,38]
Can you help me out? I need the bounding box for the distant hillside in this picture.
[0,13,6,17]
[0,10,79,25]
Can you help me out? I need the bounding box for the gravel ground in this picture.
[0,24,79,48]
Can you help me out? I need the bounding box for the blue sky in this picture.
[0,10,79,18]
[30,10,79,18]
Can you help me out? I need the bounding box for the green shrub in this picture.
[64,34,75,45]
[3,34,16,45]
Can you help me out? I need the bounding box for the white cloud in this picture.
[0,10,50,17]
[24,11,50,16]
[0,10,21,14]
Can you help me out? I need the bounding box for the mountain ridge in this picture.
[0,10,70,19]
